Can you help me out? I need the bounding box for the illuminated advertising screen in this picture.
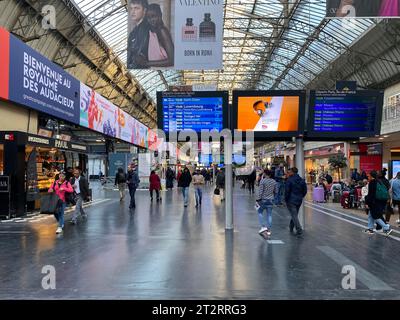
[232,90,305,139]
[157,91,228,134]
[79,83,150,148]
[308,90,383,138]
[79,84,118,137]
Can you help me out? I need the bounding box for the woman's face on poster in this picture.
[147,9,162,29]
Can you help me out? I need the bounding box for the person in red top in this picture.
[48,172,73,234]
[149,170,161,201]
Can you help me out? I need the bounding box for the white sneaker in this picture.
[396,219,400,224]
[56,227,63,234]
[259,227,268,234]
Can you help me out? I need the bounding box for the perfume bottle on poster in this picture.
[199,13,216,42]
[182,18,197,41]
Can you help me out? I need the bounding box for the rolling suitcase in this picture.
[313,187,325,202]
[341,191,351,208]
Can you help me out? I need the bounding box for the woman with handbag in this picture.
[48,172,73,234]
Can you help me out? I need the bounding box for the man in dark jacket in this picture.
[127,0,150,69]
[127,165,140,209]
[179,167,192,207]
[285,167,307,236]
[248,169,257,194]
[70,168,90,224]
[216,168,226,201]
[274,163,285,205]
[365,170,392,235]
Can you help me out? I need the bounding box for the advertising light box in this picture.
[0,28,80,124]
[157,91,229,134]
[232,90,305,139]
[308,90,384,139]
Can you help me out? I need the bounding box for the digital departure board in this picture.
[308,90,384,138]
[157,91,228,134]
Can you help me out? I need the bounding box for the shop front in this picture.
[349,143,383,175]
[304,143,346,183]
[0,131,88,217]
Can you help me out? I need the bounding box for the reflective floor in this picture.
[1,182,400,299]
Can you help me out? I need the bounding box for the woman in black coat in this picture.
[364,171,392,235]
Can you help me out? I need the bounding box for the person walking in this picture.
[256,170,277,236]
[364,170,393,235]
[378,170,392,223]
[216,168,226,201]
[390,171,400,225]
[177,168,183,187]
[179,167,192,207]
[149,170,161,201]
[248,168,257,194]
[205,169,211,185]
[70,168,90,225]
[127,164,140,209]
[274,163,285,205]
[166,167,175,190]
[285,167,308,236]
[192,169,205,207]
[115,167,127,201]
[48,172,73,234]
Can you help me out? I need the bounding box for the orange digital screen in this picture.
[237,96,300,132]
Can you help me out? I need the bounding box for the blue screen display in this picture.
[312,92,378,133]
[313,91,378,133]
[162,97,224,132]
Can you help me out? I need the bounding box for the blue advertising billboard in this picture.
[7,33,80,124]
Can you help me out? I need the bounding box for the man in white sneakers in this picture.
[256,169,277,236]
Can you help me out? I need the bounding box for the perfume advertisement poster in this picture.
[127,0,223,70]
[326,0,400,18]
[127,0,175,69]
[237,96,300,132]
[174,0,223,70]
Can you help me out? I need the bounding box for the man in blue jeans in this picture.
[285,167,307,236]
[178,167,192,207]
[256,169,277,236]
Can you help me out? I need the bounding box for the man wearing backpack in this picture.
[285,167,307,236]
[364,170,393,235]
[127,164,140,209]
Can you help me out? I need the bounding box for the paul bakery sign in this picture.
[26,135,87,152]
